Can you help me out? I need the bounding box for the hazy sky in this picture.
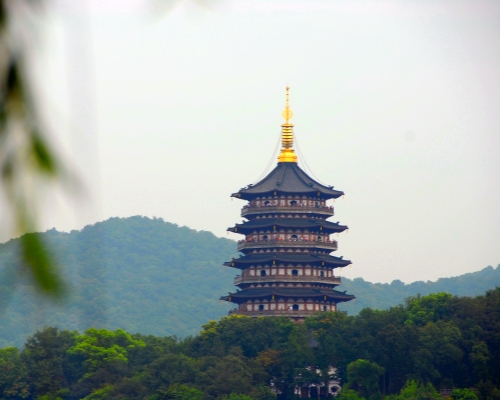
[18,0,500,283]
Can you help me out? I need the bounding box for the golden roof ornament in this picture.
[278,86,298,163]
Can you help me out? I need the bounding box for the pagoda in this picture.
[220,88,355,320]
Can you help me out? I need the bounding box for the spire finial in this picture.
[282,86,293,124]
[278,86,298,163]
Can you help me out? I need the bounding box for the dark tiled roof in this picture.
[232,162,343,200]
[228,218,348,234]
[220,287,355,303]
[224,253,351,268]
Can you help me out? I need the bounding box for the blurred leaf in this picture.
[31,133,57,174]
[6,61,18,92]
[0,3,67,299]
[20,232,64,296]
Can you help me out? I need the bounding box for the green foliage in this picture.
[337,389,366,400]
[221,394,254,400]
[346,359,384,398]
[469,342,490,382]
[475,380,500,400]
[0,347,29,399]
[412,321,463,385]
[404,293,453,326]
[162,384,204,400]
[1,217,500,348]
[451,388,479,400]
[338,266,500,315]
[23,327,77,397]
[307,289,500,395]
[1,289,500,399]
[67,328,145,373]
[0,216,237,347]
[81,385,116,400]
[141,352,199,391]
[20,233,64,298]
[195,354,255,398]
[396,379,440,400]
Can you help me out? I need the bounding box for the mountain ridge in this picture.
[0,216,498,347]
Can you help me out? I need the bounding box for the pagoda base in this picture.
[228,308,345,320]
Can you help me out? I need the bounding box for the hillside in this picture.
[0,217,237,347]
[0,216,499,347]
[337,264,500,314]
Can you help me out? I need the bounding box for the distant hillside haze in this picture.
[0,216,498,347]
[0,217,237,347]
[337,265,500,315]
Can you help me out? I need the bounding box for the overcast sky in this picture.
[16,0,500,284]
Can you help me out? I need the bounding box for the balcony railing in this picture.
[233,275,342,285]
[228,309,333,317]
[237,239,338,251]
[228,309,347,317]
[241,204,334,217]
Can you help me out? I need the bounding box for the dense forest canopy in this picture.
[0,216,499,347]
[0,289,499,400]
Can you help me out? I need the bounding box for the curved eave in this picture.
[228,219,348,235]
[231,189,343,202]
[231,163,344,201]
[220,289,355,304]
[224,254,352,269]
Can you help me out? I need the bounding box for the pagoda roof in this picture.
[220,287,355,304]
[224,253,351,268]
[232,162,344,200]
[228,218,348,234]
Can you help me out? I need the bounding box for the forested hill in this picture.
[0,217,237,347]
[4,289,500,400]
[0,216,499,347]
[338,265,500,315]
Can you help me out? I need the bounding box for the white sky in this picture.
[16,0,500,283]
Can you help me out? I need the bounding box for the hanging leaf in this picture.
[31,132,57,175]
[20,232,64,296]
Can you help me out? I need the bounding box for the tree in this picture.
[306,311,357,378]
[142,353,199,392]
[67,328,145,373]
[469,342,490,382]
[0,347,29,399]
[65,328,145,398]
[163,384,203,400]
[195,354,256,399]
[412,321,463,387]
[451,388,479,400]
[346,359,384,399]
[404,293,452,326]
[396,379,440,400]
[22,327,77,397]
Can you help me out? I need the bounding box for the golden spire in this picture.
[278,86,298,163]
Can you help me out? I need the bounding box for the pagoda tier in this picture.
[224,253,352,269]
[220,87,355,321]
[230,217,347,254]
[228,218,348,235]
[241,201,334,219]
[226,254,351,290]
[220,288,354,318]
